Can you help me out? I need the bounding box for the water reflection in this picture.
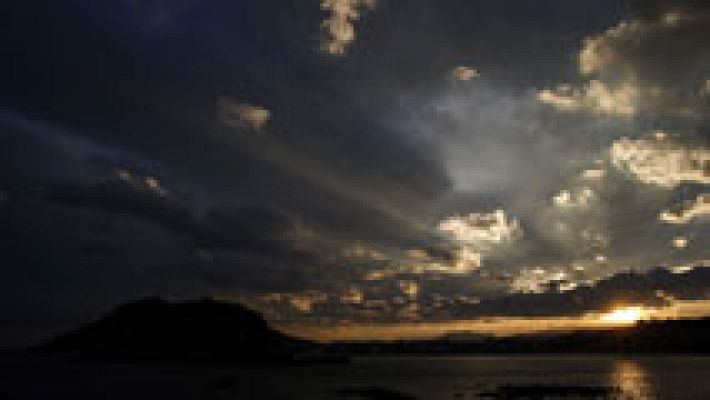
[610,359,655,399]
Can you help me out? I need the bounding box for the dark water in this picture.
[2,354,710,399]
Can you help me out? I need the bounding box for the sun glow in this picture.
[600,306,647,324]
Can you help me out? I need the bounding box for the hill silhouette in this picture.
[41,297,308,363]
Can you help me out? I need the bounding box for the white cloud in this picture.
[659,194,710,224]
[537,80,639,116]
[551,187,596,209]
[320,0,375,55]
[510,267,572,294]
[435,210,521,273]
[671,236,689,249]
[578,20,645,76]
[610,137,710,188]
[581,168,606,180]
[449,247,482,273]
[438,209,521,247]
[670,260,710,275]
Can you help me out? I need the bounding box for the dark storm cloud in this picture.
[43,168,319,263]
[46,170,193,234]
[578,0,710,125]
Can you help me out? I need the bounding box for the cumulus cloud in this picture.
[436,210,521,272]
[659,194,710,224]
[572,2,710,120]
[510,267,579,294]
[438,210,521,246]
[218,97,270,131]
[610,136,709,188]
[320,0,375,55]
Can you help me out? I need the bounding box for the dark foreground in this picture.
[2,354,710,400]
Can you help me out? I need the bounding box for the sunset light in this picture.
[3,1,710,398]
[600,307,647,324]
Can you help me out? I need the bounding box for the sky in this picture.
[0,0,708,346]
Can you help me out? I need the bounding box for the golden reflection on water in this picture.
[611,360,655,399]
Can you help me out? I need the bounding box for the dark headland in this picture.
[39,297,313,363]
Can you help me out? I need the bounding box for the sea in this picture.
[2,354,710,399]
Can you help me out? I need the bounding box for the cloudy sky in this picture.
[1,0,708,346]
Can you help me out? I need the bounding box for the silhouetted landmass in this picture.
[39,298,710,364]
[323,318,710,355]
[39,297,312,363]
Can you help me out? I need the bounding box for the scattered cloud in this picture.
[320,0,375,55]
[437,210,521,272]
[610,137,709,188]
[253,261,710,325]
[342,242,389,261]
[398,280,419,298]
[438,210,521,247]
[340,288,364,304]
[537,80,639,115]
[451,66,479,82]
[581,168,606,180]
[551,187,596,209]
[510,267,575,294]
[218,97,270,131]
[672,236,689,249]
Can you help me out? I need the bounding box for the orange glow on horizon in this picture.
[275,300,710,342]
[599,306,648,324]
